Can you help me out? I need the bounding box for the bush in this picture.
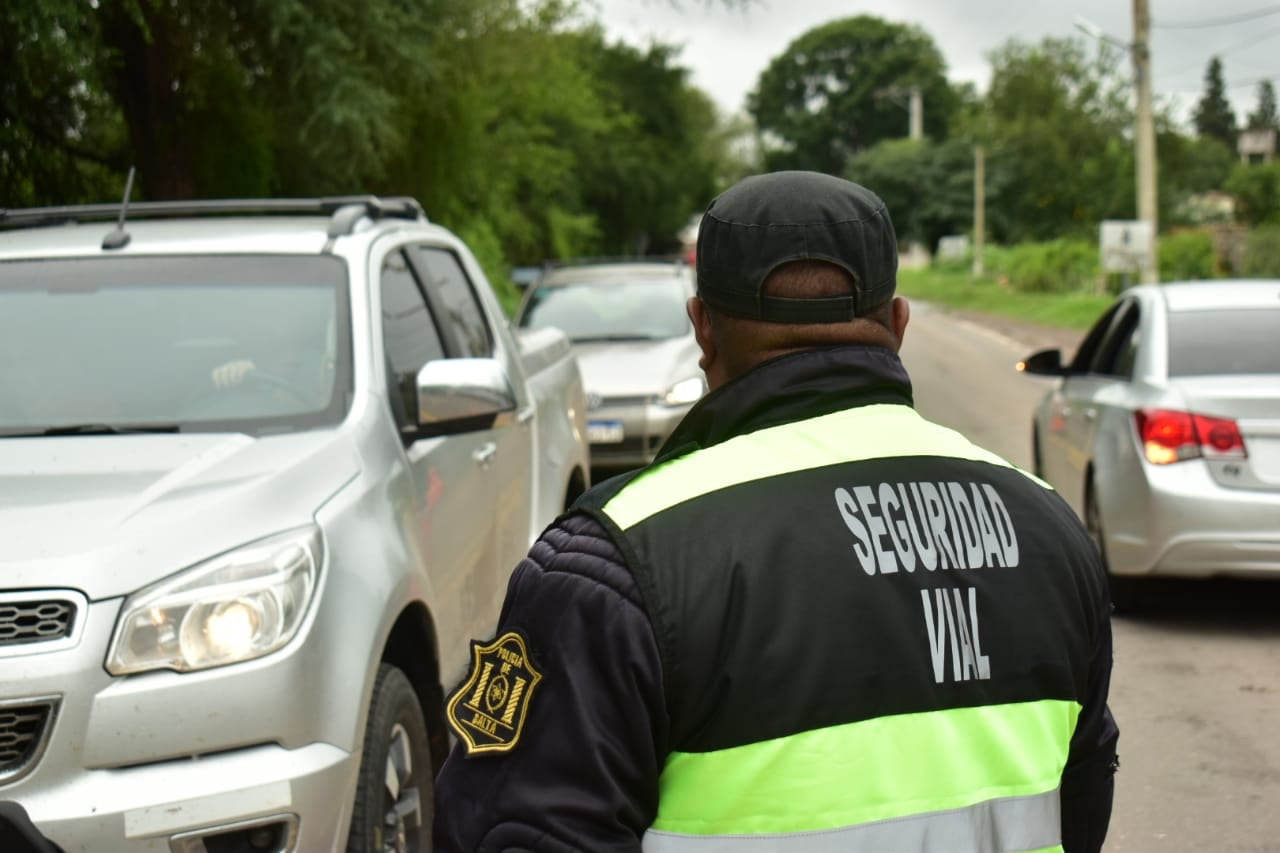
[987,240,1100,293]
[1244,226,1280,277]
[1159,230,1219,282]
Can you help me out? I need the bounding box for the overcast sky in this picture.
[593,0,1279,123]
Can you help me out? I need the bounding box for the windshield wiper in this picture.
[1,423,183,438]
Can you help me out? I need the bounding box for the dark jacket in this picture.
[434,346,1118,853]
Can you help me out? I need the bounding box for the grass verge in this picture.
[898,268,1112,330]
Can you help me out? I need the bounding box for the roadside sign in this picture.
[1100,220,1153,274]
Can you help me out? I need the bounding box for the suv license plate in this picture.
[587,421,625,444]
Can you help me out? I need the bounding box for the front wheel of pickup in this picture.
[347,663,433,853]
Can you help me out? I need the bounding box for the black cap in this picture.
[695,171,899,324]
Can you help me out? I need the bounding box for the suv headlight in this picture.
[662,376,706,406]
[107,527,322,676]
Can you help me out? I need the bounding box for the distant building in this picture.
[1238,128,1276,164]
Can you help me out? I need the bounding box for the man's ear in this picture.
[688,296,718,373]
[890,296,910,352]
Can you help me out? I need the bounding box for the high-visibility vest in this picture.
[580,402,1103,853]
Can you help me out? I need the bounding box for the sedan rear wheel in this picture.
[1087,479,1141,613]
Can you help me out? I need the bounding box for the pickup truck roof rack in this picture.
[0,196,427,240]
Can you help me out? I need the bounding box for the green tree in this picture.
[1158,132,1237,225]
[1225,161,1280,225]
[974,37,1133,242]
[0,1,127,205]
[383,11,734,270]
[1247,81,1279,132]
[1193,57,1238,148]
[844,138,974,250]
[574,35,726,255]
[748,16,955,175]
[2,0,480,201]
[386,5,625,268]
[2,0,737,283]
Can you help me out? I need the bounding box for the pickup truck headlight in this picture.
[662,376,706,406]
[106,527,322,676]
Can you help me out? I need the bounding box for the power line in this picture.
[1155,4,1280,29]
[1158,24,1280,81]
[1227,72,1280,90]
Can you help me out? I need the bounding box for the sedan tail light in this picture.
[1135,409,1247,465]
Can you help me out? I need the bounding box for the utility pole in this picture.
[974,145,986,277]
[909,87,924,141]
[1133,0,1160,283]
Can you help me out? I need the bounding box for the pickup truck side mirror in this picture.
[1017,348,1070,377]
[416,358,516,438]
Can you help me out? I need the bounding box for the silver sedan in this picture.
[514,261,705,469]
[1018,280,1280,605]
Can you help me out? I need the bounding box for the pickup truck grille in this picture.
[0,598,77,647]
[0,699,57,783]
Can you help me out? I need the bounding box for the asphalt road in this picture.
[902,303,1280,852]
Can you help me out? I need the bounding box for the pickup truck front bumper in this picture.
[22,741,356,852]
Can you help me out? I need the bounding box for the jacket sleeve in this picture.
[1060,588,1120,853]
[0,802,66,853]
[433,512,668,853]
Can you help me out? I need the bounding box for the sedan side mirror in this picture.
[1017,348,1068,377]
[416,358,516,437]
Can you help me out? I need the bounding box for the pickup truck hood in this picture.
[0,431,359,600]
[573,337,702,398]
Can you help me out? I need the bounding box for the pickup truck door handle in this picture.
[473,442,498,467]
[516,406,535,425]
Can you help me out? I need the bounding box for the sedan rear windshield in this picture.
[1167,308,1280,377]
[518,278,690,342]
[0,255,351,437]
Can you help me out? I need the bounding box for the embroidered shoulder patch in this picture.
[446,631,543,756]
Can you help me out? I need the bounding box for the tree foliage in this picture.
[749,16,955,175]
[970,37,1133,243]
[0,0,126,205]
[572,34,725,255]
[7,3,1269,280]
[1225,161,1280,226]
[844,139,974,250]
[1193,57,1238,148]
[1,0,739,277]
[1247,81,1279,133]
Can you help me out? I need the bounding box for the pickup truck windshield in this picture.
[519,278,690,342]
[0,255,351,436]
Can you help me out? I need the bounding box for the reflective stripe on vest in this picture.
[604,403,1050,533]
[644,700,1077,847]
[651,701,1079,833]
[643,788,1062,853]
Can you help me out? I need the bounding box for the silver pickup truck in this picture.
[0,198,590,852]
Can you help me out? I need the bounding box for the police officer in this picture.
[434,171,1119,853]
